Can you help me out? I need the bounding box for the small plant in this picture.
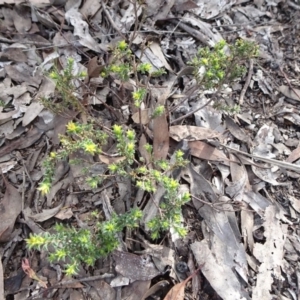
[30,41,190,275]
[26,208,143,275]
[37,121,108,194]
[41,57,87,113]
[32,119,190,273]
[108,127,190,238]
[189,39,258,90]
[101,41,166,104]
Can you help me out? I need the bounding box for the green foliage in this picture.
[33,116,189,273]
[41,58,87,113]
[152,105,165,118]
[101,41,166,84]
[31,40,264,275]
[31,39,258,276]
[189,39,258,89]
[26,208,142,275]
[38,121,108,194]
[132,88,147,108]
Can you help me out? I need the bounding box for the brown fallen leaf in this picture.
[189,141,230,165]
[142,280,170,300]
[22,259,47,289]
[87,56,104,79]
[0,174,22,242]
[13,5,32,33]
[22,101,44,127]
[286,146,300,163]
[122,280,151,300]
[153,113,169,160]
[54,208,73,220]
[170,125,225,142]
[29,204,63,222]
[132,109,151,124]
[163,267,201,300]
[0,47,27,63]
[5,64,41,87]
[225,115,251,145]
[0,126,44,157]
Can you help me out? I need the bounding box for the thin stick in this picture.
[239,58,253,105]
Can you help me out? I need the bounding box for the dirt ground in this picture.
[0,0,300,299]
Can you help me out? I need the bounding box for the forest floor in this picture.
[1,0,300,299]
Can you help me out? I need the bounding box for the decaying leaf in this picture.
[0,175,22,242]
[132,109,151,124]
[252,206,287,300]
[54,208,73,220]
[189,140,230,164]
[0,160,17,173]
[28,204,63,222]
[225,115,251,145]
[191,241,250,300]
[65,7,106,52]
[278,85,300,101]
[22,102,44,127]
[98,154,125,165]
[0,127,44,157]
[113,250,160,281]
[191,0,236,19]
[163,267,200,300]
[148,42,173,72]
[22,258,47,289]
[142,280,170,300]
[122,280,151,300]
[286,145,300,163]
[170,125,225,142]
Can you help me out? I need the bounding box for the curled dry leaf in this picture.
[163,267,201,300]
[22,259,47,289]
[29,204,63,222]
[142,280,170,300]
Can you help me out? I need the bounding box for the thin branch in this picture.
[239,58,253,105]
